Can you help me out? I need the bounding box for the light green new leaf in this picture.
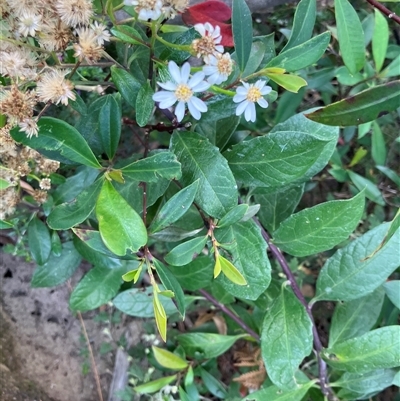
[10,117,101,168]
[218,254,247,286]
[242,381,314,401]
[314,222,400,302]
[372,10,389,72]
[122,267,142,283]
[154,291,167,341]
[136,81,154,127]
[164,236,207,266]
[335,0,365,73]
[134,375,177,394]
[380,54,400,78]
[150,180,199,233]
[31,242,82,287]
[28,216,51,266]
[261,286,313,389]
[0,178,10,190]
[96,180,147,256]
[323,326,400,373]
[272,191,365,257]
[69,265,126,311]
[217,204,249,229]
[121,151,181,182]
[152,346,188,370]
[348,170,385,206]
[232,0,252,72]
[47,178,103,230]
[177,333,246,359]
[329,287,385,347]
[282,0,316,51]
[384,281,400,309]
[265,72,307,93]
[171,131,237,218]
[111,66,142,108]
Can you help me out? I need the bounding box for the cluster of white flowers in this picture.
[123,0,188,21]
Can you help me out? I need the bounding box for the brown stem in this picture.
[366,0,400,24]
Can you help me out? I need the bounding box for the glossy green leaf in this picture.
[265,72,307,93]
[242,381,314,401]
[47,178,103,230]
[28,217,51,265]
[111,25,145,46]
[261,285,313,389]
[215,220,271,300]
[218,254,247,286]
[136,81,154,127]
[98,95,121,159]
[199,367,228,398]
[272,191,365,257]
[154,259,186,318]
[153,291,167,341]
[51,231,62,256]
[232,0,252,72]
[371,121,387,165]
[151,226,204,242]
[217,204,248,229]
[329,287,385,347]
[96,180,147,256]
[314,222,400,301]
[282,0,316,51]
[111,66,142,108]
[10,117,101,168]
[164,236,207,266]
[384,281,400,309]
[171,131,237,218]
[152,346,188,370]
[323,326,400,373]
[31,241,82,287]
[335,0,365,73]
[348,170,385,206]
[134,374,177,394]
[150,180,199,233]
[177,333,246,359]
[121,151,181,182]
[255,185,304,232]
[267,32,331,72]
[69,265,126,311]
[372,10,389,72]
[306,81,400,126]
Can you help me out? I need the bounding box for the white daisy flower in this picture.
[192,22,224,63]
[36,69,76,106]
[18,12,42,37]
[233,80,272,123]
[90,21,111,46]
[153,61,210,122]
[124,0,163,21]
[203,53,233,85]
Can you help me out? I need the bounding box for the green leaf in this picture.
[111,66,142,108]
[215,220,271,300]
[241,40,266,77]
[170,131,237,218]
[111,25,145,46]
[31,241,82,287]
[376,166,400,187]
[0,220,13,229]
[282,0,316,51]
[381,54,400,78]
[135,81,154,127]
[28,217,51,265]
[150,180,199,233]
[96,180,147,256]
[372,10,389,72]
[242,381,314,401]
[261,285,313,389]
[121,151,181,182]
[384,281,400,309]
[265,72,307,93]
[10,117,101,168]
[217,204,249,229]
[371,121,387,165]
[47,178,103,230]
[348,170,385,206]
[122,267,142,283]
[323,326,400,373]
[217,254,247,286]
[335,0,365,73]
[232,0,253,72]
[329,287,385,347]
[51,231,62,256]
[199,367,228,399]
[98,95,121,160]
[177,333,246,359]
[272,191,365,257]
[0,178,10,190]
[152,346,188,370]
[314,222,400,301]
[254,185,304,232]
[305,81,400,126]
[153,259,186,318]
[153,291,167,341]
[134,375,177,394]
[69,265,126,311]
[164,236,207,266]
[267,32,331,72]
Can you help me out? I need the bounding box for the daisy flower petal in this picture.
[188,71,206,88]
[168,61,182,83]
[190,96,207,113]
[175,101,186,122]
[158,81,177,91]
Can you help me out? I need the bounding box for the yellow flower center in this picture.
[246,87,262,102]
[217,57,232,75]
[175,84,193,102]
[192,36,217,57]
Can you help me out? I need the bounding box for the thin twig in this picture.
[366,0,400,24]
[198,289,260,341]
